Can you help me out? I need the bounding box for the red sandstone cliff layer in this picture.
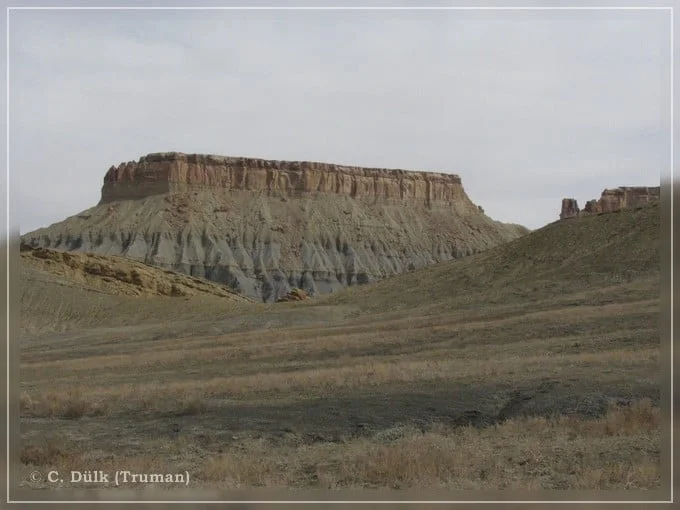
[100,152,468,206]
[560,187,660,220]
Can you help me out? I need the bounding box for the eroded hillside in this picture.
[318,201,660,314]
[21,152,528,302]
[20,243,252,335]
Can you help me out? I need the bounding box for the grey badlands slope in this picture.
[22,152,528,302]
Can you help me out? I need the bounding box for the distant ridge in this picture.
[560,186,659,220]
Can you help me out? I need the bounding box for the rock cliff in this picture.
[23,152,529,302]
[100,152,468,206]
[560,187,660,220]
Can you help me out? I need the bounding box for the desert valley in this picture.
[18,153,661,492]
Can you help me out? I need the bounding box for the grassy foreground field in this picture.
[19,203,661,490]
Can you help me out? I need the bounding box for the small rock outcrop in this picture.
[20,244,251,300]
[560,187,660,220]
[276,288,310,303]
[559,199,581,220]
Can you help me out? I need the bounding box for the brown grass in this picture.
[20,400,659,490]
[19,289,659,417]
[21,435,84,468]
[20,389,108,419]
[19,344,658,417]
[19,284,660,490]
[18,204,662,490]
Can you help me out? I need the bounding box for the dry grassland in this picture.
[21,400,658,490]
[19,204,662,491]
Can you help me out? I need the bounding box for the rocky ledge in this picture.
[101,152,466,206]
[560,187,660,220]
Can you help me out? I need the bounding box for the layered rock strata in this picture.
[560,187,660,220]
[100,152,468,206]
[23,152,528,302]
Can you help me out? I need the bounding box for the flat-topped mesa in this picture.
[26,151,529,302]
[100,152,466,206]
[560,186,660,220]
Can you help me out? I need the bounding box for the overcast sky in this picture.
[10,7,670,233]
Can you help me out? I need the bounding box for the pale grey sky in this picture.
[10,7,671,233]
